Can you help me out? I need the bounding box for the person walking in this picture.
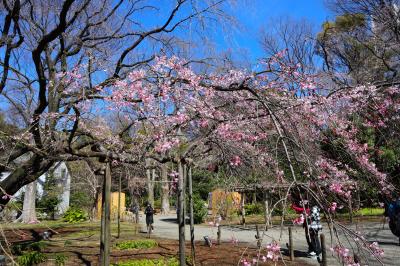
[384,195,400,245]
[144,202,154,233]
[130,202,139,224]
[307,205,322,260]
[291,201,312,253]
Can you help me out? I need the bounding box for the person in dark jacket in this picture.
[144,203,154,231]
[292,201,311,248]
[291,201,322,259]
[130,203,139,224]
[307,206,322,259]
[384,196,400,245]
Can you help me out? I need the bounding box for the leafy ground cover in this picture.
[116,239,157,250]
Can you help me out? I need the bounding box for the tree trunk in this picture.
[0,155,53,209]
[100,163,111,266]
[146,168,154,207]
[264,191,271,229]
[21,181,38,223]
[91,185,100,221]
[161,164,170,215]
[178,160,186,266]
[241,192,246,227]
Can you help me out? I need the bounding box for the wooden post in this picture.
[320,233,327,266]
[188,165,196,265]
[100,162,111,266]
[177,160,186,266]
[241,192,246,228]
[255,225,261,248]
[217,225,221,245]
[117,174,121,238]
[288,226,294,261]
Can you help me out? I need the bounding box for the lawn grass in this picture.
[219,207,385,226]
[112,257,179,266]
[0,220,100,230]
[0,220,138,232]
[115,239,157,250]
[354,207,384,216]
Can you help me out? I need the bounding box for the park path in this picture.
[139,213,400,265]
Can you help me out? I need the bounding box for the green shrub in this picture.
[63,207,88,223]
[55,253,68,266]
[113,258,179,266]
[70,191,92,211]
[64,240,72,247]
[153,199,162,210]
[193,194,208,224]
[37,196,61,220]
[244,203,263,215]
[37,172,62,219]
[11,241,46,255]
[17,251,47,266]
[116,239,157,250]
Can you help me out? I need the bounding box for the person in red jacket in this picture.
[291,201,313,255]
[291,202,310,215]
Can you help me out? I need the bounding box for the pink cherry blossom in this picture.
[229,156,242,166]
[266,241,280,262]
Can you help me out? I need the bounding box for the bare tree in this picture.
[260,17,318,74]
[0,0,235,208]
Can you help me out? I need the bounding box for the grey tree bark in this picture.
[161,164,170,214]
[264,191,271,229]
[146,166,155,207]
[21,181,38,223]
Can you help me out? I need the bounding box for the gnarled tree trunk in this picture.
[146,167,155,207]
[21,181,38,223]
[0,155,53,209]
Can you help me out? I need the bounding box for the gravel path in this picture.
[139,213,400,265]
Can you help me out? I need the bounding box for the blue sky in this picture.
[213,0,333,62]
[0,0,333,118]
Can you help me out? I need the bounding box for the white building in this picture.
[0,162,71,216]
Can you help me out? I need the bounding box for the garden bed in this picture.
[1,222,311,266]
